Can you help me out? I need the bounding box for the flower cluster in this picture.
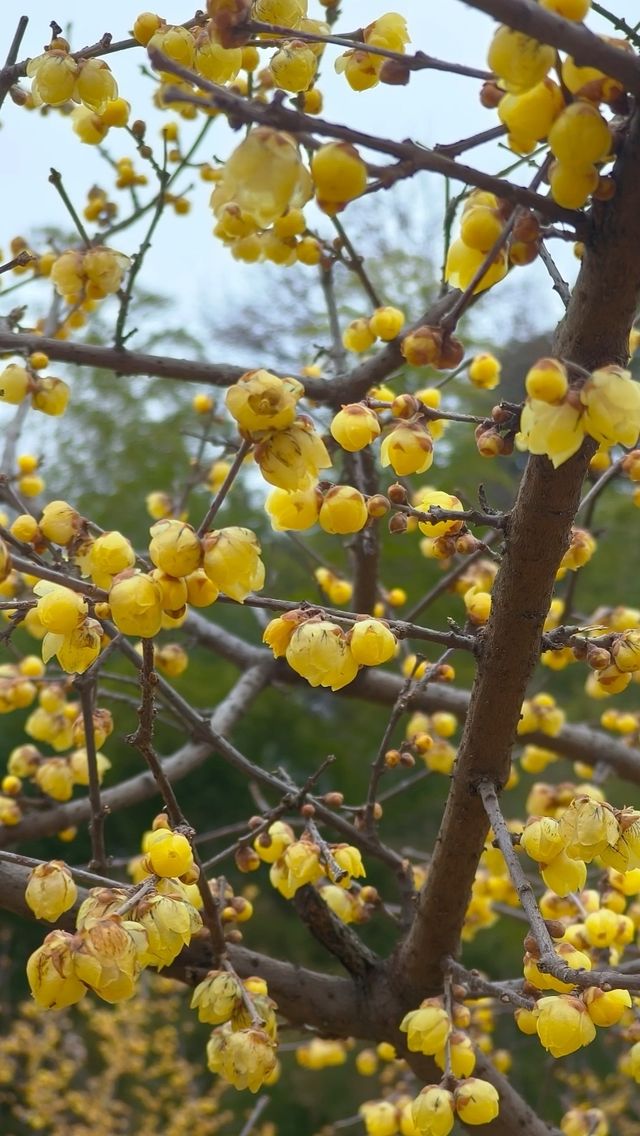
[0,359,70,418]
[189,970,279,1093]
[27,39,118,111]
[26,867,202,1010]
[263,609,397,690]
[518,361,640,468]
[336,13,410,92]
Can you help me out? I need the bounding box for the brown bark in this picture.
[397,106,640,1001]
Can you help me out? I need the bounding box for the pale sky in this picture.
[1,1,638,351]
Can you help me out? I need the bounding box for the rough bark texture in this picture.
[397,106,640,1001]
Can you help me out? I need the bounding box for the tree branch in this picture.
[395,104,640,1001]
[462,0,640,93]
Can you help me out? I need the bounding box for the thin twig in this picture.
[576,453,626,517]
[48,168,91,247]
[127,638,227,957]
[0,14,28,111]
[197,438,252,536]
[76,679,109,873]
[331,216,383,309]
[478,781,640,992]
[238,1094,269,1136]
[538,242,571,309]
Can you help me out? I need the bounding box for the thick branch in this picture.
[183,611,640,784]
[396,106,640,1000]
[463,0,640,94]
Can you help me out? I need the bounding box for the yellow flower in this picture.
[202,526,265,602]
[39,500,80,545]
[26,929,87,1010]
[265,485,321,531]
[253,820,295,863]
[109,572,164,637]
[255,417,331,490]
[148,518,202,578]
[581,366,640,447]
[35,582,87,635]
[75,57,118,112]
[85,530,136,588]
[399,999,451,1055]
[25,861,78,921]
[191,970,243,1024]
[226,369,304,435]
[523,942,591,993]
[558,796,620,862]
[381,422,434,476]
[27,49,79,106]
[82,247,130,298]
[518,397,585,468]
[297,1037,347,1069]
[583,985,631,1026]
[311,142,368,214]
[469,353,502,390]
[359,1100,400,1136]
[72,917,140,1003]
[193,24,242,83]
[488,25,555,93]
[34,758,75,802]
[42,617,103,675]
[319,485,368,534]
[211,127,312,229]
[349,619,396,666]
[583,906,620,948]
[134,890,203,967]
[414,489,464,537]
[541,850,587,896]
[536,994,596,1057]
[411,1086,455,1136]
[520,816,565,863]
[525,358,568,403]
[332,844,365,886]
[561,1108,609,1136]
[69,746,111,786]
[285,620,359,690]
[206,1025,277,1092]
[453,1078,500,1125]
[270,838,323,898]
[262,613,305,658]
[146,829,194,877]
[330,404,381,451]
[434,1031,476,1078]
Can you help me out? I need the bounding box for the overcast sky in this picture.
[2,1,638,351]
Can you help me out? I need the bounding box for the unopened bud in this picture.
[586,645,612,670]
[479,80,504,108]
[455,533,481,555]
[388,482,408,504]
[379,58,410,85]
[235,845,261,872]
[323,791,344,808]
[367,494,390,518]
[389,512,408,535]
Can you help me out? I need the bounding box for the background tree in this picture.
[2,3,640,1135]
